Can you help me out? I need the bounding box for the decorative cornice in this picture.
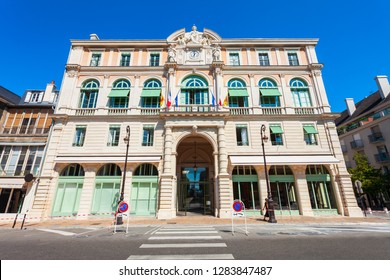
[309,63,324,70]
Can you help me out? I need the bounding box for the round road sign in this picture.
[232,201,243,212]
[118,201,129,213]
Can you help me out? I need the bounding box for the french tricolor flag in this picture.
[167,91,172,108]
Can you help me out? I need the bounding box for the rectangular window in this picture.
[229,53,240,65]
[80,91,97,108]
[142,97,160,108]
[236,125,249,146]
[142,126,154,146]
[120,53,131,66]
[288,52,299,66]
[260,95,280,107]
[107,126,120,146]
[30,92,42,103]
[258,53,270,66]
[303,125,318,145]
[149,53,160,66]
[90,53,101,66]
[109,97,128,108]
[228,96,248,107]
[270,125,284,146]
[73,126,86,147]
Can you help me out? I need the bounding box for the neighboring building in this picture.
[336,75,390,208]
[0,86,21,120]
[31,26,362,221]
[0,82,58,218]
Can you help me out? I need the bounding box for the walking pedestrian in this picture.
[262,198,269,221]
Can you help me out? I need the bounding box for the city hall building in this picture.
[30,26,362,220]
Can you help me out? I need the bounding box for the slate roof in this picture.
[0,86,21,105]
[335,90,390,126]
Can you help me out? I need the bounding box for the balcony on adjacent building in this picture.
[368,132,385,143]
[375,152,390,162]
[350,139,364,149]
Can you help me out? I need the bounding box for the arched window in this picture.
[108,80,130,108]
[144,79,162,88]
[53,164,84,216]
[80,79,99,108]
[96,164,121,176]
[141,79,162,108]
[268,165,298,214]
[134,164,158,176]
[227,79,248,108]
[92,164,122,214]
[113,79,130,89]
[60,164,85,176]
[232,165,260,212]
[132,164,159,216]
[259,78,281,107]
[180,76,209,106]
[306,165,337,212]
[228,79,245,88]
[290,78,312,107]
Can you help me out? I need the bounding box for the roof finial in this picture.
[192,24,197,31]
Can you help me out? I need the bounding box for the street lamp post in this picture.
[117,125,130,225]
[261,124,277,223]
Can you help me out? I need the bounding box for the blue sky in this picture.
[1,0,389,112]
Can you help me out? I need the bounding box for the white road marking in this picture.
[155,231,218,234]
[140,243,227,248]
[127,254,234,260]
[36,229,75,236]
[149,236,222,240]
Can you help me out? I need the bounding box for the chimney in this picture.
[90,34,99,40]
[345,98,356,116]
[375,75,390,99]
[42,81,56,103]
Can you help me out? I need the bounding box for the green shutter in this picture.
[270,125,283,134]
[260,88,282,96]
[107,89,130,98]
[303,125,318,134]
[228,89,249,97]
[141,89,161,97]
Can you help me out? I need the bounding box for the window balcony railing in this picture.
[107,108,130,115]
[166,105,217,113]
[75,108,97,116]
[140,108,160,115]
[229,107,252,115]
[350,139,364,149]
[375,152,390,162]
[260,107,284,115]
[294,107,316,115]
[368,132,385,143]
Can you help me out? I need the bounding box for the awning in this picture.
[229,155,339,166]
[55,156,161,163]
[107,89,129,98]
[260,88,282,96]
[141,89,161,97]
[269,125,283,134]
[303,125,318,134]
[228,89,248,97]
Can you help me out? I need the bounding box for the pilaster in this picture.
[76,164,97,219]
[292,165,314,216]
[217,125,231,218]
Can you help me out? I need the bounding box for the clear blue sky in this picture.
[1,0,389,112]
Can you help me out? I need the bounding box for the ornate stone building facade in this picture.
[31,27,362,220]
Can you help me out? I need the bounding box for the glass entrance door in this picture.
[177,167,211,215]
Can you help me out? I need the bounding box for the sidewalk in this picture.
[1,212,389,229]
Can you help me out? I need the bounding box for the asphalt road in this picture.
[1,223,390,260]
[0,223,390,260]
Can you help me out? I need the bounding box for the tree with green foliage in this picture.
[348,153,386,196]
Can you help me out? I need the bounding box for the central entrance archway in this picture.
[176,136,215,215]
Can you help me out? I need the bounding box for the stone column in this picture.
[292,165,314,216]
[255,166,268,214]
[248,74,257,108]
[213,152,219,216]
[158,126,175,219]
[76,164,97,220]
[217,125,231,218]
